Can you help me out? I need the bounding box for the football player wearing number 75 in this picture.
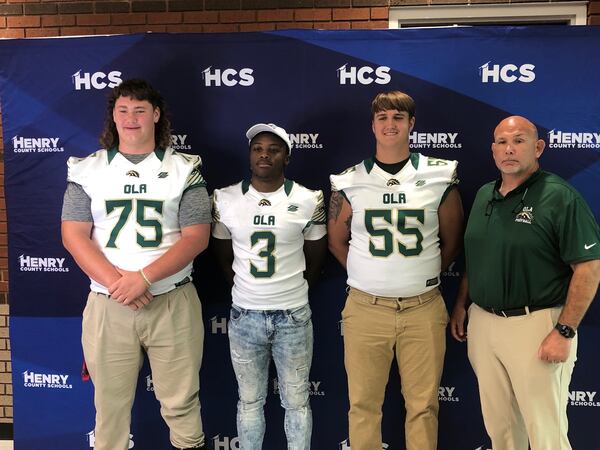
[62,79,210,450]
[328,91,464,450]
[211,123,327,450]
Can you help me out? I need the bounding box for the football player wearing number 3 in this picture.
[211,123,327,450]
[328,91,464,450]
[62,79,210,450]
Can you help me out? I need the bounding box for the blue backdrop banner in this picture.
[0,26,599,450]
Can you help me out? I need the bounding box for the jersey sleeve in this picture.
[66,152,98,186]
[330,174,341,193]
[211,189,232,239]
[303,190,327,241]
[441,160,460,204]
[330,165,357,204]
[183,155,207,193]
[557,195,600,264]
[449,161,459,185]
[330,164,357,191]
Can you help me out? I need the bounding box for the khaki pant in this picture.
[342,287,448,450]
[468,303,577,450]
[82,283,205,450]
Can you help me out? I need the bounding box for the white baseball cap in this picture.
[246,123,292,154]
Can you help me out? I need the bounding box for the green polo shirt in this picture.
[465,170,600,310]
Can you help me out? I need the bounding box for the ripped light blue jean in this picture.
[228,303,313,450]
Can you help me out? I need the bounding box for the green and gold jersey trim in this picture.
[106,147,165,164]
[241,179,295,196]
[363,153,420,174]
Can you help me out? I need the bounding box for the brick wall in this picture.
[0,1,390,37]
[1,0,598,38]
[0,103,9,428]
[0,0,598,430]
[591,0,600,24]
[0,304,10,426]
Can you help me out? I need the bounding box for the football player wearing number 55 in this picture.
[211,123,327,450]
[62,79,210,450]
[328,91,464,450]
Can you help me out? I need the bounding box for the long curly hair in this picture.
[100,79,172,150]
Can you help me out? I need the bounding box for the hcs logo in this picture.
[72,70,122,90]
[145,374,154,392]
[212,435,240,449]
[210,316,228,334]
[87,430,134,448]
[479,62,535,83]
[337,64,391,85]
[202,67,254,87]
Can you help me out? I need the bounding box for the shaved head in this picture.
[494,116,539,141]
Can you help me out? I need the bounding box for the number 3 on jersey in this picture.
[365,209,424,257]
[250,231,276,278]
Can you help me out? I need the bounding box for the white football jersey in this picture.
[212,179,326,310]
[67,147,206,295]
[330,153,458,297]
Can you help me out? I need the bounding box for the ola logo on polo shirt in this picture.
[515,207,534,224]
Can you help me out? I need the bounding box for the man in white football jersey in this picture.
[61,79,210,450]
[328,91,464,450]
[212,123,327,450]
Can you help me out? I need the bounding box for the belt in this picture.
[481,304,557,318]
[174,276,192,289]
[348,286,440,311]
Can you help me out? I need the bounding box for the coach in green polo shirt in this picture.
[450,116,600,450]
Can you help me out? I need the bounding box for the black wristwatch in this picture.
[555,322,576,339]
